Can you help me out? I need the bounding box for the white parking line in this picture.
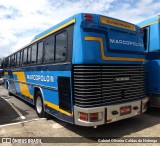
[0,118,46,128]
[1,96,26,120]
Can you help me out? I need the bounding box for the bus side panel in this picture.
[6,66,74,124]
[40,70,73,124]
[147,59,160,107]
[23,64,74,124]
[9,71,34,104]
[149,24,160,52]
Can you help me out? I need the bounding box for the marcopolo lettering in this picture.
[27,75,54,82]
[110,39,144,47]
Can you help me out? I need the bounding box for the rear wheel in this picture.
[35,92,46,118]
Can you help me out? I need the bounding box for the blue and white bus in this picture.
[3,13,148,127]
[138,15,160,108]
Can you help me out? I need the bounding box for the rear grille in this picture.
[73,64,146,108]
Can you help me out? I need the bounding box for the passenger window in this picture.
[31,44,37,64]
[23,49,28,65]
[143,27,149,51]
[20,51,22,66]
[28,47,31,65]
[44,35,54,63]
[37,42,43,64]
[8,57,10,68]
[14,54,17,67]
[17,52,20,67]
[55,31,67,62]
[11,55,15,67]
[4,58,9,68]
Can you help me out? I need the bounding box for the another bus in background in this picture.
[138,15,160,108]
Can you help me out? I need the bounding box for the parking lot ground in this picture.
[0,86,160,146]
[0,86,38,125]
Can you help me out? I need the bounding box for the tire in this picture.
[35,91,46,118]
[8,91,13,96]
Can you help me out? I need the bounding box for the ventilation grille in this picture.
[73,64,146,108]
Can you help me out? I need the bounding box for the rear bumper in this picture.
[74,97,148,127]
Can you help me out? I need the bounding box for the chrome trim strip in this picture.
[3,79,58,91]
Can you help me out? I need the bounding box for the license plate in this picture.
[120,106,131,116]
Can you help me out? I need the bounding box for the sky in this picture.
[0,0,160,58]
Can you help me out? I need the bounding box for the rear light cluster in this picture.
[79,112,102,122]
[84,14,94,21]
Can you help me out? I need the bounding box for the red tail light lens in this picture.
[89,113,99,121]
[79,112,88,121]
[84,14,93,21]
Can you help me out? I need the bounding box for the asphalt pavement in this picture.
[0,85,38,125]
[0,85,160,145]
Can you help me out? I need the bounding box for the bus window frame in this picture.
[30,43,38,65]
[55,30,68,63]
[43,34,55,64]
[16,51,20,67]
[37,40,44,65]
[27,46,31,66]
[11,55,15,68]
[14,54,17,67]
[143,26,150,52]
[4,25,73,68]
[22,48,28,66]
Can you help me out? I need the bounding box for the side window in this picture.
[17,52,20,67]
[20,51,22,66]
[8,57,10,68]
[55,31,67,62]
[37,42,43,64]
[28,47,31,65]
[11,55,14,67]
[14,54,17,67]
[143,26,149,51]
[23,48,27,65]
[44,35,54,63]
[4,58,9,68]
[31,44,37,65]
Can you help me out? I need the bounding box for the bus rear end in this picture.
[72,14,148,126]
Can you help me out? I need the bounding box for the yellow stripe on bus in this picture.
[44,100,73,117]
[32,19,76,44]
[4,72,8,75]
[85,36,145,62]
[13,72,72,117]
[13,72,33,99]
[140,20,160,28]
[100,16,136,31]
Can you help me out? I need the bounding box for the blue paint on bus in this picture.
[3,13,147,126]
[138,15,160,107]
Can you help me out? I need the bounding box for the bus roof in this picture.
[138,15,160,27]
[5,13,140,58]
[31,13,138,43]
[31,14,76,43]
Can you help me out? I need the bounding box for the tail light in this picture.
[89,113,99,121]
[84,14,93,21]
[79,112,88,121]
[79,112,102,122]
